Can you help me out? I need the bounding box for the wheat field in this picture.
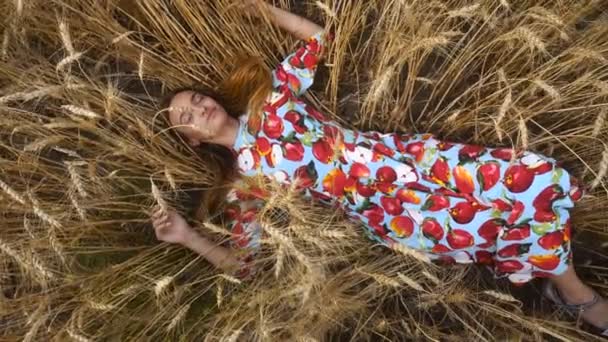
[1,0,607,341]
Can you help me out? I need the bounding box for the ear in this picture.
[188,138,201,147]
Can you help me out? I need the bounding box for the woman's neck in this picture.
[215,115,240,150]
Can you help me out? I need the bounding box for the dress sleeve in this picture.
[222,183,266,281]
[272,30,332,97]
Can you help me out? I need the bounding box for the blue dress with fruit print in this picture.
[224,30,585,283]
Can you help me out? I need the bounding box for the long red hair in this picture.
[161,54,273,222]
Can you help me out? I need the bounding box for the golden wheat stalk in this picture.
[495,88,512,141]
[65,161,88,198]
[66,328,92,342]
[56,52,84,72]
[518,116,529,150]
[150,178,169,212]
[0,178,26,205]
[592,109,606,138]
[389,243,431,263]
[590,146,608,190]
[447,4,480,19]
[0,87,60,104]
[61,104,101,120]
[166,303,190,332]
[421,270,440,284]
[153,275,173,297]
[481,290,519,303]
[397,272,425,292]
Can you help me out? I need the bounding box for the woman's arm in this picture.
[181,230,240,273]
[151,207,240,273]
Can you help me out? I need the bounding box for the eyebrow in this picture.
[190,92,197,104]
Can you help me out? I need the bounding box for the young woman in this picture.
[151,0,607,335]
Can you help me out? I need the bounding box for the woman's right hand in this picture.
[151,206,194,245]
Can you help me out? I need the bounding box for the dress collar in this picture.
[231,113,249,152]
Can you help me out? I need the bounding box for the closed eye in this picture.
[191,92,203,105]
[180,111,192,125]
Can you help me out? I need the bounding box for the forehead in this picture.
[168,90,194,123]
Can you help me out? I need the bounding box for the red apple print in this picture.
[294,161,318,189]
[394,135,407,153]
[282,140,304,161]
[506,200,525,225]
[532,271,555,278]
[437,141,455,151]
[496,260,525,273]
[491,198,513,212]
[264,144,283,167]
[421,194,450,211]
[286,73,302,94]
[344,176,357,192]
[381,196,404,216]
[255,136,272,156]
[563,219,572,241]
[356,181,377,197]
[430,156,451,185]
[312,138,333,164]
[449,202,477,224]
[389,216,414,238]
[407,182,432,193]
[262,113,284,139]
[528,254,560,270]
[569,176,583,202]
[477,218,505,242]
[349,162,371,178]
[532,184,565,211]
[231,222,249,248]
[376,166,397,183]
[241,208,258,223]
[361,203,385,224]
[502,223,531,241]
[453,165,475,194]
[304,104,329,122]
[447,228,475,249]
[396,189,421,204]
[504,165,535,193]
[490,148,515,161]
[498,243,532,258]
[477,161,500,191]
[275,64,288,82]
[533,209,556,223]
[431,243,451,254]
[306,37,321,53]
[538,231,564,250]
[303,52,318,69]
[458,144,486,163]
[475,251,494,265]
[323,125,344,148]
[373,143,395,157]
[323,168,347,196]
[530,162,552,175]
[405,142,425,162]
[284,110,307,134]
[422,217,444,242]
[224,204,241,220]
[376,182,396,195]
[436,187,464,198]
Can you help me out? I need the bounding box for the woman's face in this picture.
[167,90,230,146]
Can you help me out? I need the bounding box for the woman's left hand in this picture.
[151,206,194,245]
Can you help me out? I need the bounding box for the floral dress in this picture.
[224,30,585,284]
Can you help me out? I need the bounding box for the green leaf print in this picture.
[551,168,563,184]
[491,209,502,218]
[301,132,314,146]
[531,222,553,235]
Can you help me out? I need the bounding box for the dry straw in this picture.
[590,146,608,190]
[166,303,191,332]
[481,290,519,303]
